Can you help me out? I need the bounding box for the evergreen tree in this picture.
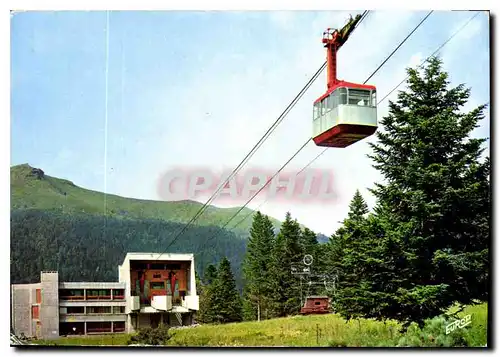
[204,264,218,285]
[242,211,275,320]
[196,265,218,324]
[327,190,371,318]
[300,227,318,257]
[357,56,489,327]
[299,227,323,296]
[269,212,303,317]
[211,257,243,323]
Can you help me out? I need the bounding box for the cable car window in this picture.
[371,90,377,106]
[348,89,370,106]
[338,88,347,105]
[328,91,338,110]
[313,103,320,120]
[320,98,327,116]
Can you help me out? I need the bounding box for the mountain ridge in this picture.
[10,163,285,237]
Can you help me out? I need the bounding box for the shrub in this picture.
[396,316,470,347]
[127,324,172,346]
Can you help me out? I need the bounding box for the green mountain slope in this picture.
[10,209,246,287]
[10,163,282,236]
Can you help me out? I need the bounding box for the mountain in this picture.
[316,233,330,244]
[10,164,329,289]
[10,163,282,237]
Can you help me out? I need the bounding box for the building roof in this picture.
[306,295,330,299]
[120,252,195,266]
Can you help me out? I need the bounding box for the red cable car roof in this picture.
[314,80,376,104]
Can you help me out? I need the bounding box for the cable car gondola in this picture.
[312,15,378,148]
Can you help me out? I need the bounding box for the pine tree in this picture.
[269,212,304,317]
[327,190,371,318]
[197,265,218,324]
[299,227,322,296]
[362,56,490,327]
[242,211,275,321]
[300,227,318,257]
[204,264,218,285]
[211,257,243,323]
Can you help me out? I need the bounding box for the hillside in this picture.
[10,209,246,287]
[10,164,330,288]
[10,164,283,237]
[34,303,488,347]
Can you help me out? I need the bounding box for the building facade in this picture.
[11,252,199,339]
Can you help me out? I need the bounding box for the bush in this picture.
[396,316,470,347]
[127,324,172,346]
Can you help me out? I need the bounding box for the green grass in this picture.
[10,163,282,236]
[33,303,487,347]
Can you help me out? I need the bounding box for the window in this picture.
[151,282,165,290]
[113,306,125,314]
[371,90,377,106]
[313,103,320,120]
[113,321,125,332]
[36,289,42,304]
[315,301,321,305]
[60,289,84,300]
[338,88,347,105]
[66,306,85,314]
[87,306,112,314]
[166,264,181,270]
[32,305,39,319]
[324,96,331,113]
[87,322,112,333]
[347,88,370,106]
[320,98,327,116]
[87,289,111,299]
[112,289,125,299]
[328,91,338,110]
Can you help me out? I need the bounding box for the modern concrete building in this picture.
[11,252,199,339]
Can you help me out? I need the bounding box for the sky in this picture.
[10,10,490,236]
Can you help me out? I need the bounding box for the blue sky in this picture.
[11,10,490,235]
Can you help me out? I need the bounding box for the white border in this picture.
[2,1,497,356]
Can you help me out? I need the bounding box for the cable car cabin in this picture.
[312,15,378,148]
[312,82,377,148]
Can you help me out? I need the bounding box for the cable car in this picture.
[312,15,378,148]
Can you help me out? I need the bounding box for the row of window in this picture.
[131,263,183,270]
[63,306,125,314]
[313,88,376,120]
[59,289,125,300]
[60,321,125,334]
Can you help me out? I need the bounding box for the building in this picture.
[11,252,199,339]
[299,296,331,315]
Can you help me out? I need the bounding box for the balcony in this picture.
[60,295,85,301]
[59,288,125,301]
[151,295,172,311]
[128,296,140,312]
[182,295,199,311]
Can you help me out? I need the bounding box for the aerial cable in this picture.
[309,11,483,170]
[230,11,481,234]
[197,10,462,258]
[156,11,370,258]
